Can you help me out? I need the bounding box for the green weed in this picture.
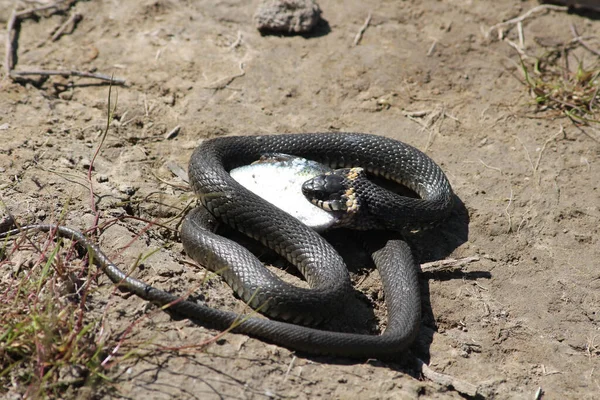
[519,46,600,123]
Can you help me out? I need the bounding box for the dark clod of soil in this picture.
[254,0,322,34]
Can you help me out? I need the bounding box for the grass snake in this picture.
[1,132,454,358]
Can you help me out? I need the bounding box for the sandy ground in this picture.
[1,0,599,399]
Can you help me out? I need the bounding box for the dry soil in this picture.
[1,1,599,399]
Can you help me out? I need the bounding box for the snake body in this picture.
[183,132,454,355]
[1,132,454,358]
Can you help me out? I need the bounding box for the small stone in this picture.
[0,209,15,232]
[96,174,109,183]
[162,94,175,106]
[254,0,322,34]
[80,158,92,169]
[118,184,137,196]
[60,157,75,167]
[59,91,73,101]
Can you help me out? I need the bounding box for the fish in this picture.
[229,153,337,231]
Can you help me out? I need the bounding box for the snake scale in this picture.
[0,132,454,358]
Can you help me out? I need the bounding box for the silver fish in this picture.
[230,153,337,231]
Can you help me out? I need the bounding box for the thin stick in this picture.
[353,12,372,46]
[420,256,480,272]
[416,358,481,398]
[427,40,437,57]
[51,12,83,42]
[506,39,527,56]
[570,24,600,56]
[10,69,125,84]
[15,0,73,18]
[5,1,125,85]
[282,355,296,382]
[486,4,568,39]
[165,125,181,140]
[5,10,17,75]
[517,21,524,50]
[5,0,75,75]
[404,110,430,118]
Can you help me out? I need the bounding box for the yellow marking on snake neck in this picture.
[344,189,359,213]
[346,168,362,181]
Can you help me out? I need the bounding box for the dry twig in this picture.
[4,1,125,85]
[421,256,480,272]
[416,358,482,398]
[165,125,181,140]
[570,24,600,57]
[353,12,372,46]
[10,69,125,84]
[485,4,568,40]
[51,12,83,42]
[427,40,437,57]
[5,10,18,75]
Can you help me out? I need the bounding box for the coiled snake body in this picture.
[1,132,453,358]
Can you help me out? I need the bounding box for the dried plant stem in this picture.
[51,12,83,42]
[421,256,480,272]
[4,1,125,85]
[570,24,600,57]
[486,4,568,39]
[10,69,125,84]
[353,12,372,46]
[416,358,481,398]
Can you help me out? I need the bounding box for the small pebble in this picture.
[118,184,137,195]
[96,174,109,183]
[80,158,92,169]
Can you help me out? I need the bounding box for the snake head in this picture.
[301,167,365,213]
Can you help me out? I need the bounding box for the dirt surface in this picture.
[1,0,599,399]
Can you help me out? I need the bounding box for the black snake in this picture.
[1,132,454,358]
